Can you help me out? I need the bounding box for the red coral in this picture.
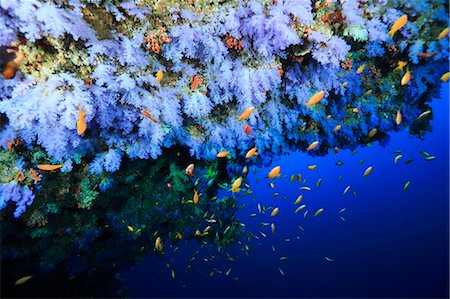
[143,28,172,54]
[225,34,243,51]
[191,75,203,89]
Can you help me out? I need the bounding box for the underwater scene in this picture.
[1,0,449,298]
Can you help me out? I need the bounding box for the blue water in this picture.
[123,85,449,298]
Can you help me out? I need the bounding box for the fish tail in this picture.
[387,30,394,38]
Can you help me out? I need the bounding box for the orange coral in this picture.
[143,29,172,54]
[225,34,243,51]
[191,75,203,89]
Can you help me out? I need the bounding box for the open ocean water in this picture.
[122,84,449,298]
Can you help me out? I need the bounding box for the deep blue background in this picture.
[123,84,449,298]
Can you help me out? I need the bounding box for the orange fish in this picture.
[393,61,407,72]
[437,27,449,40]
[305,91,325,107]
[243,124,253,135]
[155,69,163,83]
[396,110,402,125]
[388,15,407,37]
[77,104,87,135]
[352,107,360,113]
[306,141,319,151]
[417,52,439,58]
[217,151,230,158]
[368,128,378,138]
[1,61,18,80]
[270,207,279,217]
[245,147,258,159]
[14,276,33,286]
[141,109,162,124]
[37,164,63,171]
[334,125,342,132]
[185,163,195,176]
[177,232,183,240]
[154,237,163,251]
[334,147,339,154]
[356,64,366,74]
[193,190,199,203]
[401,71,411,85]
[267,166,281,179]
[237,107,255,120]
[230,177,242,193]
[308,164,317,170]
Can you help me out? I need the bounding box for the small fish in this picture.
[237,106,255,120]
[394,154,403,164]
[269,182,275,188]
[267,166,281,179]
[417,110,432,120]
[259,222,269,227]
[272,192,279,197]
[339,215,346,222]
[313,208,324,217]
[404,180,411,190]
[177,232,183,240]
[352,107,360,113]
[334,124,342,132]
[341,81,348,87]
[296,174,302,182]
[260,231,267,238]
[299,186,311,191]
[270,207,279,217]
[289,175,296,182]
[278,268,285,276]
[392,149,402,154]
[154,237,163,251]
[424,156,436,161]
[363,166,373,177]
[368,128,378,138]
[171,269,176,279]
[37,164,63,171]
[325,256,334,262]
[155,69,163,83]
[356,64,365,74]
[14,276,33,286]
[316,178,322,188]
[298,225,305,231]
[76,104,87,135]
[249,213,257,217]
[279,256,288,261]
[193,190,199,203]
[393,61,408,72]
[241,165,249,177]
[353,190,357,197]
[343,185,351,195]
[272,245,276,252]
[295,204,306,214]
[303,210,308,218]
[226,268,232,276]
[245,147,258,159]
[419,150,431,157]
[185,163,195,176]
[306,141,319,151]
[338,175,343,181]
[437,27,449,40]
[230,177,242,193]
[401,71,411,85]
[396,110,402,125]
[441,72,450,82]
[339,208,346,214]
[336,161,344,166]
[307,164,317,171]
[127,225,134,232]
[359,159,364,165]
[271,223,276,233]
[217,151,230,158]
[365,89,373,95]
[243,124,253,135]
[404,158,414,164]
[417,52,439,58]
[294,195,303,205]
[305,91,325,108]
[388,14,408,37]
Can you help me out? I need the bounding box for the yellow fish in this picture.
[334,124,341,132]
[77,104,87,135]
[245,147,258,158]
[368,128,378,138]
[294,195,303,205]
[306,141,319,151]
[356,64,365,74]
[267,166,281,179]
[394,154,403,164]
[396,110,402,125]
[393,61,407,72]
[437,27,449,40]
[155,69,163,83]
[388,15,408,37]
[441,72,450,82]
[341,81,348,87]
[352,107,359,113]
[305,91,325,107]
[307,164,317,171]
[270,207,279,217]
[363,166,373,177]
[154,237,163,251]
[271,223,276,233]
[295,204,306,213]
[365,89,373,95]
[401,71,411,85]
[127,225,134,232]
[237,106,255,120]
[14,276,33,286]
[230,177,242,193]
[313,208,324,217]
[216,151,230,158]
[37,164,63,171]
